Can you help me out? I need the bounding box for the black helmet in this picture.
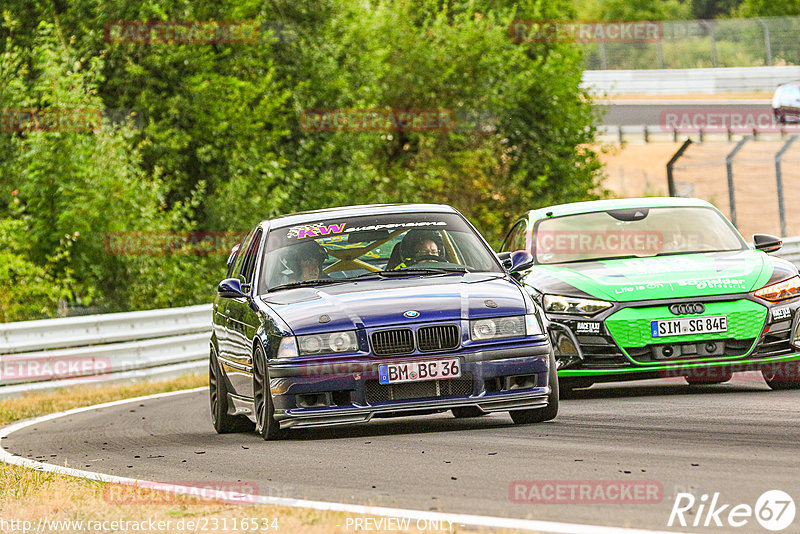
[401,230,444,259]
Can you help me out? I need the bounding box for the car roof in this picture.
[264,203,459,229]
[524,197,716,221]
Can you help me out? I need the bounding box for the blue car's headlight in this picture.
[470,314,541,340]
[276,336,299,359]
[297,331,358,356]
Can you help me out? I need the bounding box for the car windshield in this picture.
[533,206,746,265]
[260,211,503,292]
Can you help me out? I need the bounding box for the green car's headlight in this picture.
[471,314,540,341]
[543,294,612,316]
[297,331,358,356]
[754,275,800,302]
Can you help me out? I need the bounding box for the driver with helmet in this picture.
[411,238,440,263]
[390,230,445,269]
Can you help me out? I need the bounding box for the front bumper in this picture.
[267,343,551,429]
[549,295,800,378]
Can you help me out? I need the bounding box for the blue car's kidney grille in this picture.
[371,329,414,356]
[417,325,460,352]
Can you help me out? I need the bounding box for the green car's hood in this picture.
[528,250,774,302]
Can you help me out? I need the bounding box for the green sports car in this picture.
[499,197,800,393]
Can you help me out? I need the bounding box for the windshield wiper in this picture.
[552,254,643,265]
[271,268,471,290]
[385,267,467,275]
[400,267,467,273]
[653,249,740,257]
[269,278,346,291]
[352,267,468,279]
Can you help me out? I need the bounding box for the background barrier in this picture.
[4,240,800,399]
[579,16,800,71]
[583,66,800,95]
[0,305,211,397]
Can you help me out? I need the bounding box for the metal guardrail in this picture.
[582,66,800,95]
[775,237,800,267]
[596,124,800,144]
[2,240,800,397]
[0,304,211,397]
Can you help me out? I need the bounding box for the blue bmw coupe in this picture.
[210,204,557,439]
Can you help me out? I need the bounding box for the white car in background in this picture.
[772,81,800,123]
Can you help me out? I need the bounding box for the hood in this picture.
[525,250,775,302]
[260,273,526,335]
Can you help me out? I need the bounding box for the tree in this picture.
[0,0,604,319]
[737,0,800,17]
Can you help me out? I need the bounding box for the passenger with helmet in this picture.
[287,240,330,282]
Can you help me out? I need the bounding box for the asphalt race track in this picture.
[5,374,800,533]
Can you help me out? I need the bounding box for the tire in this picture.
[209,349,254,434]
[685,369,732,385]
[253,343,286,440]
[510,349,559,425]
[559,377,594,399]
[451,407,485,418]
[762,361,800,390]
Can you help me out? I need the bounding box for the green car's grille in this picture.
[605,299,767,364]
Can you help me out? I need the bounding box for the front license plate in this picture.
[379,359,461,384]
[651,315,728,338]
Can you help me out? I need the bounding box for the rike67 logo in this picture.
[669,490,796,531]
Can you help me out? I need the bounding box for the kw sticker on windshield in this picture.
[345,221,447,233]
[287,223,347,239]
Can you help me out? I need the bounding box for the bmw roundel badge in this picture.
[404,310,420,318]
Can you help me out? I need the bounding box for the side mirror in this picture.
[753,234,782,253]
[218,278,248,299]
[496,251,513,269]
[508,250,535,273]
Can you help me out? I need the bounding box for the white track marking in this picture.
[0,387,687,534]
